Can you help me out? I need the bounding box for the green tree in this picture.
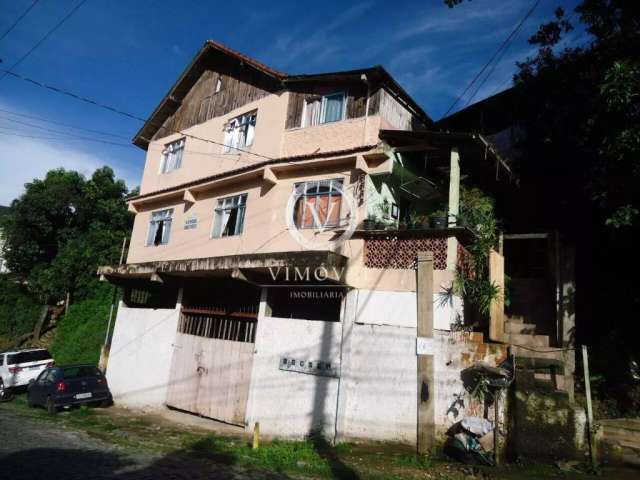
[1,166,133,303]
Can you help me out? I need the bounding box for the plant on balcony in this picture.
[363,214,377,230]
[454,187,501,319]
[430,210,448,229]
[407,212,424,230]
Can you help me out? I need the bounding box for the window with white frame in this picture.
[302,92,346,127]
[223,111,256,152]
[212,194,247,238]
[293,179,343,229]
[160,138,185,174]
[147,209,173,246]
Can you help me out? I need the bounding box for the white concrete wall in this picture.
[356,289,463,330]
[245,314,343,439]
[106,303,180,408]
[342,322,418,443]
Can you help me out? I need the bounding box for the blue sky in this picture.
[0,0,587,204]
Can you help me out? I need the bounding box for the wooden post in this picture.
[104,236,128,346]
[582,345,597,468]
[417,251,435,454]
[252,422,260,449]
[489,250,505,342]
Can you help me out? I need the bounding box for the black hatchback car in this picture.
[27,364,112,414]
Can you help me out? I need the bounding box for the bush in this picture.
[50,284,113,365]
[0,276,44,341]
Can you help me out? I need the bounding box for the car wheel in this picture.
[46,396,57,415]
[0,379,12,402]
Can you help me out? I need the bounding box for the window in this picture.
[212,194,247,238]
[147,209,173,246]
[62,366,102,379]
[223,112,256,152]
[7,349,52,365]
[303,92,346,127]
[294,179,343,229]
[184,216,198,230]
[160,138,185,174]
[215,77,222,93]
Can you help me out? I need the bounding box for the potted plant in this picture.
[408,212,422,230]
[363,214,376,230]
[430,209,448,229]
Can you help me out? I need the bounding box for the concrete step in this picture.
[506,333,550,348]
[600,418,640,432]
[601,420,640,440]
[505,315,525,323]
[603,433,640,447]
[505,321,537,334]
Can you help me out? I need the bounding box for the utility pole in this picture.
[416,251,435,454]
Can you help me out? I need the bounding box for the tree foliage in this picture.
[514,0,640,230]
[0,167,133,303]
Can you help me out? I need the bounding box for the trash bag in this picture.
[443,431,495,466]
[461,416,494,437]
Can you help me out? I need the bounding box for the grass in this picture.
[50,287,112,365]
[2,394,635,480]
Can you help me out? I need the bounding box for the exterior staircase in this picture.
[504,315,568,392]
[599,419,640,467]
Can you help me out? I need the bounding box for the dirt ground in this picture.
[1,395,638,480]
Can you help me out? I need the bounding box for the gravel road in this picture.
[0,407,288,480]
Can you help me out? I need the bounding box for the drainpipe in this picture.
[361,73,371,145]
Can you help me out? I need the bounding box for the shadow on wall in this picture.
[0,447,291,480]
[310,318,360,480]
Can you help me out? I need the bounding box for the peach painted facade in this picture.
[127,80,419,293]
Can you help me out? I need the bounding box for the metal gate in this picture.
[166,309,256,425]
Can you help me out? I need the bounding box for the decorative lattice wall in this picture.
[457,243,475,278]
[364,237,448,270]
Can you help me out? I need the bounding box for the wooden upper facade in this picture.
[133,41,432,196]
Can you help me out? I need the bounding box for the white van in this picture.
[0,349,54,396]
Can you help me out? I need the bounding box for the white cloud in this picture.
[268,1,373,67]
[397,2,521,39]
[0,134,139,205]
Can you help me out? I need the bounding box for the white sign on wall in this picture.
[416,337,435,356]
[279,357,339,378]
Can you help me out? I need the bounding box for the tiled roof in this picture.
[206,40,288,79]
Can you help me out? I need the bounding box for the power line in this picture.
[0,0,41,43]
[0,124,131,147]
[0,113,132,143]
[0,68,277,160]
[0,0,88,82]
[0,107,130,139]
[442,0,541,117]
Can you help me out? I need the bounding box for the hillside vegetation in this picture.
[0,167,133,362]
